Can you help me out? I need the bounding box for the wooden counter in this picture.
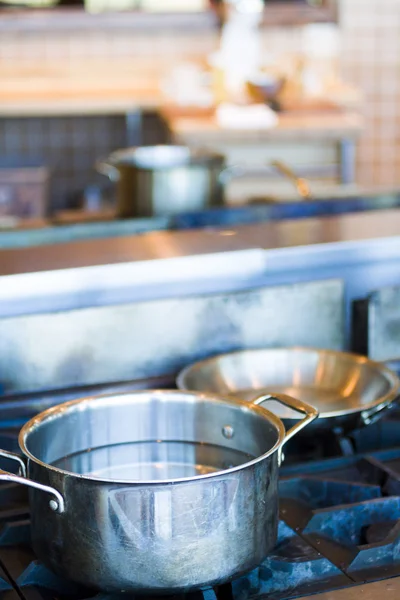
[167,112,364,144]
[0,95,158,118]
[0,60,364,140]
[0,60,163,116]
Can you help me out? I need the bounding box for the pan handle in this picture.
[0,450,64,514]
[361,399,397,427]
[361,358,400,426]
[253,393,319,446]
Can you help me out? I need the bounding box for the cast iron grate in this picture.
[302,497,400,582]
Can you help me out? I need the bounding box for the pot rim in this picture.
[176,347,400,420]
[108,145,226,170]
[18,389,286,486]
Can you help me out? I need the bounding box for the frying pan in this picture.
[177,347,400,434]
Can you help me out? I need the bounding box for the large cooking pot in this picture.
[0,390,317,594]
[177,347,400,435]
[96,145,226,218]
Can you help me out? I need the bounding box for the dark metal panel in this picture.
[357,286,400,362]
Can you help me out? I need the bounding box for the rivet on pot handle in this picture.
[252,393,319,445]
[0,450,65,514]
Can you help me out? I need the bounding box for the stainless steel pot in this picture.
[177,347,400,434]
[0,390,317,594]
[96,145,226,218]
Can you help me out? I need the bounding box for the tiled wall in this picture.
[0,29,218,72]
[0,30,219,212]
[0,115,127,212]
[0,1,399,209]
[0,113,172,213]
[340,0,400,187]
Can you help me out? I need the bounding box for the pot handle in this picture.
[0,450,64,514]
[95,159,120,182]
[252,393,319,446]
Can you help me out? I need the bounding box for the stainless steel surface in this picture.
[253,393,319,447]
[0,375,173,418]
[0,279,344,393]
[301,577,400,600]
[0,206,400,279]
[271,160,312,200]
[0,390,317,593]
[0,458,64,513]
[0,208,399,324]
[177,347,400,432]
[0,448,26,475]
[0,207,399,370]
[97,145,225,217]
[384,357,400,373]
[340,138,356,184]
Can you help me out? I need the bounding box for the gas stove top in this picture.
[0,391,400,600]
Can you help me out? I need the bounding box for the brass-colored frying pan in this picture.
[177,347,400,433]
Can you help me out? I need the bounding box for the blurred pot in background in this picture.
[96,145,226,218]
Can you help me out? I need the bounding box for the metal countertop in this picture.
[0,207,400,319]
[1,207,400,277]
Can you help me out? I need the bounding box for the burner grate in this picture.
[279,475,381,531]
[303,497,400,583]
[231,521,349,600]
